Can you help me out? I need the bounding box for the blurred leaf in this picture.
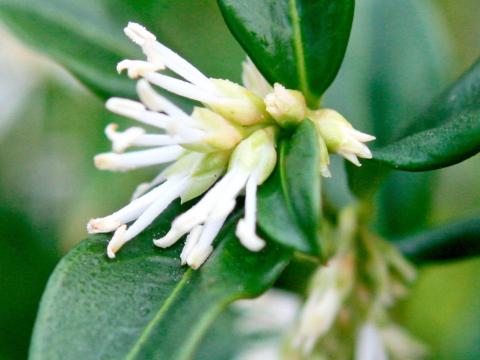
[30,202,291,360]
[0,0,243,99]
[0,208,59,360]
[218,0,354,106]
[396,217,480,264]
[258,120,321,255]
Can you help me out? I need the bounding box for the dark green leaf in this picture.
[258,120,321,255]
[370,58,480,171]
[0,0,244,99]
[218,0,354,106]
[396,217,480,264]
[30,203,291,360]
[0,208,59,360]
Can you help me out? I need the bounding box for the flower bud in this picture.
[229,127,277,184]
[162,151,230,203]
[311,109,375,166]
[182,107,244,152]
[265,83,307,128]
[209,79,270,126]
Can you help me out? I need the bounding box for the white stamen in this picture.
[121,178,188,243]
[107,225,127,259]
[136,80,194,124]
[153,170,240,248]
[94,146,184,171]
[105,124,146,153]
[145,72,219,104]
[186,214,228,269]
[106,98,172,129]
[131,172,165,200]
[235,173,265,251]
[180,225,203,265]
[88,180,174,234]
[87,217,122,234]
[124,22,156,46]
[117,59,164,79]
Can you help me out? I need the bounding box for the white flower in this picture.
[292,255,354,354]
[154,128,277,269]
[87,22,375,269]
[87,23,279,266]
[311,108,376,167]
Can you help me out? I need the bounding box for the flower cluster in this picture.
[87,22,375,268]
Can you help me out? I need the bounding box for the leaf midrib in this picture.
[288,0,313,104]
[124,268,194,360]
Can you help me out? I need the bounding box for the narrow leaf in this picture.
[218,0,354,105]
[258,120,321,255]
[30,203,291,360]
[369,58,480,171]
[396,217,480,264]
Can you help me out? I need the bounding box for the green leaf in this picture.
[30,203,291,360]
[218,0,354,106]
[258,120,321,255]
[0,0,244,99]
[370,58,480,171]
[395,217,480,264]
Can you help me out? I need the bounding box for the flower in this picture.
[87,22,375,268]
[311,108,376,167]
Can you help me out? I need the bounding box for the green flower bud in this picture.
[265,83,307,128]
[208,79,270,126]
[229,127,277,184]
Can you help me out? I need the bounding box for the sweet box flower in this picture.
[87,22,375,268]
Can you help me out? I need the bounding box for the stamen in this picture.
[180,225,203,265]
[106,98,172,129]
[120,178,188,243]
[137,80,193,124]
[107,225,127,259]
[105,124,146,153]
[94,146,184,171]
[235,173,265,251]
[144,41,218,93]
[144,72,219,104]
[87,217,122,234]
[117,59,164,79]
[124,22,156,46]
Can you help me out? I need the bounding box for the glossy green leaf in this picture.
[258,120,321,255]
[30,203,291,360]
[370,58,480,171]
[396,217,480,264]
[218,0,354,106]
[0,0,244,99]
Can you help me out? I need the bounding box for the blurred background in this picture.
[0,0,478,359]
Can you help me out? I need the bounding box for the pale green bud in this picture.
[183,107,244,152]
[208,79,270,126]
[265,83,307,127]
[229,127,277,184]
[163,151,230,203]
[311,109,375,166]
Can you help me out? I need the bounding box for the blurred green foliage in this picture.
[0,0,478,359]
